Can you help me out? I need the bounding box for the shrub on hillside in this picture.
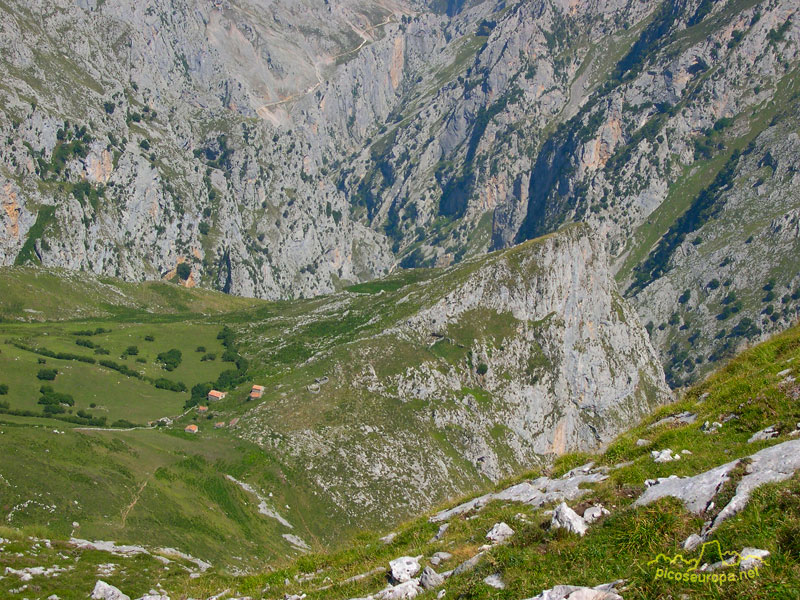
[157,348,182,371]
[38,387,74,407]
[154,378,187,393]
[176,263,192,280]
[37,368,58,381]
[0,384,8,395]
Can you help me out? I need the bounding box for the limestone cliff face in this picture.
[239,224,671,524]
[1,0,798,383]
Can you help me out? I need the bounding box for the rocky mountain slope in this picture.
[0,224,669,566]
[235,224,670,525]
[1,0,798,386]
[3,300,800,599]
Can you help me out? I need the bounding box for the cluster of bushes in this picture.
[157,348,182,371]
[154,378,187,392]
[38,385,74,406]
[15,342,96,365]
[0,366,122,425]
[19,342,185,394]
[37,368,58,381]
[99,359,142,379]
[0,383,107,425]
[215,326,249,390]
[73,327,110,336]
[35,122,93,177]
[0,405,40,418]
[193,135,234,170]
[186,382,214,409]
[74,338,110,354]
[69,180,106,211]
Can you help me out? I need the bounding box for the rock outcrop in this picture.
[241,225,669,530]
[635,438,800,538]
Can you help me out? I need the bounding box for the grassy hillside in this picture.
[1,296,799,597]
[0,266,263,322]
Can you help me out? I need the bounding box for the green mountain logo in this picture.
[647,541,768,573]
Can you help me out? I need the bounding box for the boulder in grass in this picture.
[419,566,444,590]
[375,580,422,600]
[582,505,610,524]
[486,522,515,543]
[389,556,421,583]
[523,580,624,600]
[91,581,130,600]
[550,502,588,536]
[739,548,770,571]
[483,574,505,589]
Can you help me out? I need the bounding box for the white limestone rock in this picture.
[483,574,505,589]
[419,566,444,590]
[739,548,770,571]
[636,439,800,534]
[748,426,778,443]
[429,552,452,566]
[91,581,130,600]
[389,556,421,584]
[651,449,681,463]
[551,503,588,536]
[486,522,515,544]
[375,580,422,600]
[582,505,610,524]
[522,580,624,600]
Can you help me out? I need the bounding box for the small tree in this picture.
[477,363,489,376]
[157,348,182,371]
[176,263,192,280]
[37,368,58,381]
[125,345,139,356]
[0,384,8,395]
